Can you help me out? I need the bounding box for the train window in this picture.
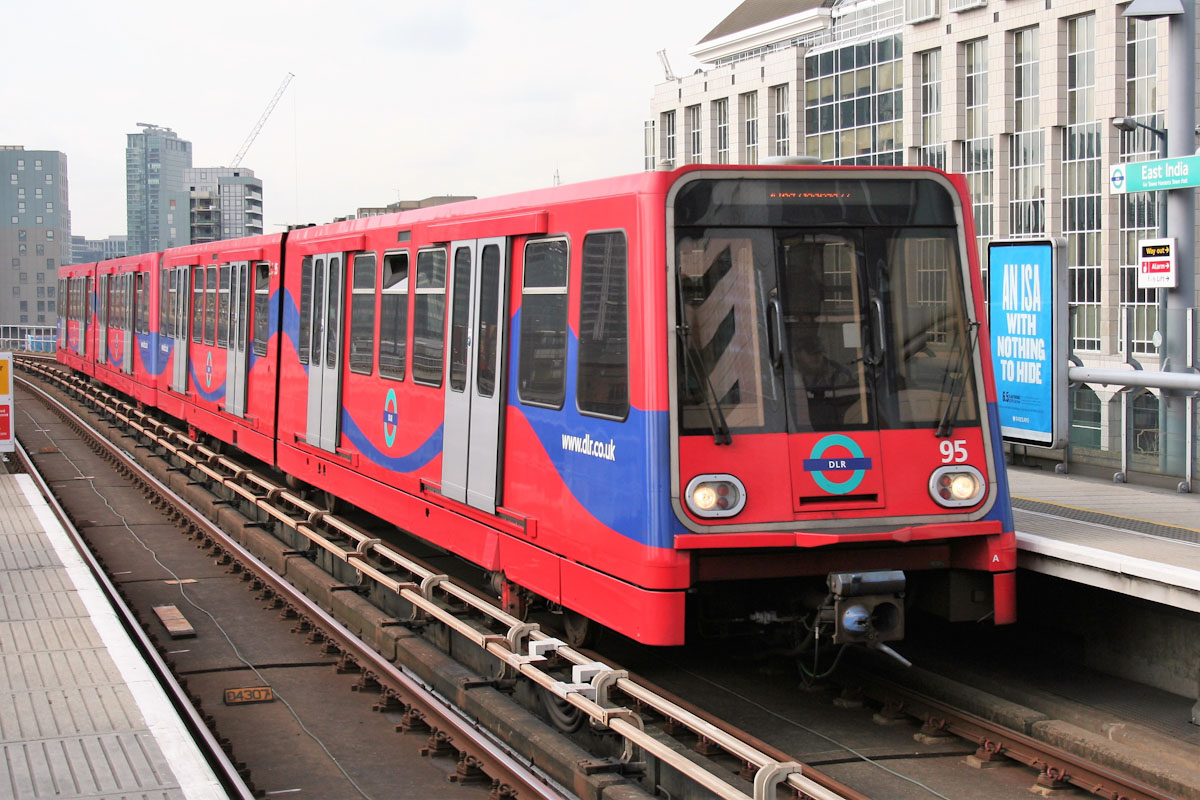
[882,229,978,427]
[135,273,148,335]
[298,256,312,364]
[325,256,341,369]
[378,251,409,381]
[412,248,446,387]
[252,262,269,357]
[237,263,249,351]
[448,246,473,393]
[311,257,325,364]
[217,265,231,347]
[160,268,170,339]
[192,268,204,344]
[348,253,376,375]
[518,238,569,408]
[475,244,500,398]
[204,266,217,345]
[577,232,628,419]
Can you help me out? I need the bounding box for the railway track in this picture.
[14,354,1181,800]
[14,356,861,800]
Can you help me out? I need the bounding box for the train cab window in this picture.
[191,268,204,343]
[412,248,446,387]
[518,238,569,408]
[348,252,376,375]
[204,266,217,345]
[252,262,269,357]
[448,246,473,392]
[298,256,312,364]
[217,265,231,347]
[378,251,409,380]
[577,232,628,419]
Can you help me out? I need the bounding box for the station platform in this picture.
[0,472,230,799]
[1006,465,1200,614]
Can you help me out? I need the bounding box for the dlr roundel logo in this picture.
[803,434,873,495]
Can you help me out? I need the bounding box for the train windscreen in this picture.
[674,176,979,437]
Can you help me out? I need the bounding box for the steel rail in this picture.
[847,669,1178,800]
[8,438,257,800]
[19,358,856,800]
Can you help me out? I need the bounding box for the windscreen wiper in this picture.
[935,320,980,438]
[677,322,732,445]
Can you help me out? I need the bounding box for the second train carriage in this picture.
[59,163,1016,649]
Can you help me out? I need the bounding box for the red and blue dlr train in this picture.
[59,164,1017,651]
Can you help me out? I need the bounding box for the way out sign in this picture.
[1137,237,1176,289]
[986,241,1067,449]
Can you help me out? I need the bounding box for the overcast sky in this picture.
[2,1,737,239]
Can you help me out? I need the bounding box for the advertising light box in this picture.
[986,241,1067,449]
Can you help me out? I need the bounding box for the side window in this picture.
[298,256,312,364]
[252,262,269,357]
[192,268,204,343]
[578,232,629,418]
[476,244,501,398]
[135,273,146,334]
[448,246,473,392]
[204,266,217,345]
[412,248,447,386]
[348,253,376,374]
[160,268,171,339]
[378,251,409,380]
[217,265,230,347]
[237,262,249,351]
[518,238,569,408]
[311,257,326,365]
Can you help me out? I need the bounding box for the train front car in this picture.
[667,166,1015,654]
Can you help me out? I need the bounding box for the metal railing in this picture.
[0,324,56,354]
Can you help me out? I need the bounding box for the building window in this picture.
[643,119,656,171]
[661,110,677,167]
[1118,17,1162,356]
[804,35,903,165]
[518,238,569,408]
[16,160,23,171]
[918,50,945,169]
[46,230,54,240]
[17,202,25,213]
[772,85,790,157]
[1063,14,1101,352]
[962,38,993,288]
[1132,390,1159,456]
[10,259,17,268]
[714,98,730,164]
[1010,27,1044,238]
[742,91,759,164]
[686,105,702,164]
[1070,385,1102,449]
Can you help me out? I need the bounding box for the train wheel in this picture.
[562,609,601,649]
[321,490,345,516]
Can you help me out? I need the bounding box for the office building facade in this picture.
[648,0,1200,472]
[184,167,264,244]
[71,234,128,265]
[126,124,193,255]
[1,146,68,326]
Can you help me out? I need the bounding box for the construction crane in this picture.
[657,50,676,81]
[230,72,294,168]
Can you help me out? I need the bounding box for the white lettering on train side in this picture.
[560,433,617,462]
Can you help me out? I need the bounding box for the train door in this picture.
[305,252,345,452]
[226,261,250,417]
[96,275,108,365]
[442,237,507,512]
[121,273,134,376]
[172,267,190,393]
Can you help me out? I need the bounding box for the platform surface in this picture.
[1007,466,1200,612]
[0,472,227,799]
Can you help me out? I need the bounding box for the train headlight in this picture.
[928,465,985,508]
[684,474,746,518]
